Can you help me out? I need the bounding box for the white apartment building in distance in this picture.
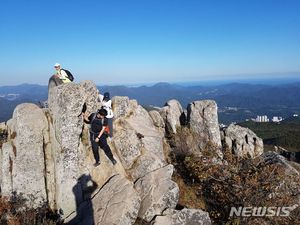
[272,116,283,123]
[255,115,269,122]
[253,115,284,123]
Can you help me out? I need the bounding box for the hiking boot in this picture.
[93,162,101,167]
[111,159,117,165]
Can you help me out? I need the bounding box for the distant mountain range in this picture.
[1,82,300,124]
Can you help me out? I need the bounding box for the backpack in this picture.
[61,69,74,81]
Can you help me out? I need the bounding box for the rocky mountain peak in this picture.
[0,80,267,225]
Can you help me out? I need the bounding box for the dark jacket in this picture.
[87,113,108,134]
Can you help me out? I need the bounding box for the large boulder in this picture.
[149,110,165,132]
[65,174,140,225]
[152,208,212,225]
[91,175,140,225]
[222,124,264,158]
[48,82,87,217]
[160,99,184,134]
[263,151,300,176]
[135,165,179,222]
[262,151,300,208]
[131,153,166,181]
[113,119,143,169]
[1,103,48,207]
[112,96,131,119]
[80,80,100,113]
[187,100,221,149]
[112,97,166,180]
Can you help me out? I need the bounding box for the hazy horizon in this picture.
[1,73,300,88]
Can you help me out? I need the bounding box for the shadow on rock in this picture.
[65,174,98,225]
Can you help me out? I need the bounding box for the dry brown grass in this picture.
[172,173,206,209]
[0,194,60,225]
[182,149,300,225]
[167,126,300,225]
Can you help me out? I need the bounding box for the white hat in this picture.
[54,63,61,67]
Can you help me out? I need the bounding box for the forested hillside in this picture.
[238,117,300,151]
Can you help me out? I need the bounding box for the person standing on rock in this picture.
[84,108,117,167]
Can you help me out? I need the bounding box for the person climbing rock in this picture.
[84,108,117,167]
[98,92,114,137]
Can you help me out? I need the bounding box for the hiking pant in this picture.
[90,133,114,163]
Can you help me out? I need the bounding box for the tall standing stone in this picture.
[1,103,48,207]
[187,100,221,149]
[160,99,184,134]
[48,83,86,217]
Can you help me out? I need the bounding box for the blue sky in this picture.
[0,0,300,85]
